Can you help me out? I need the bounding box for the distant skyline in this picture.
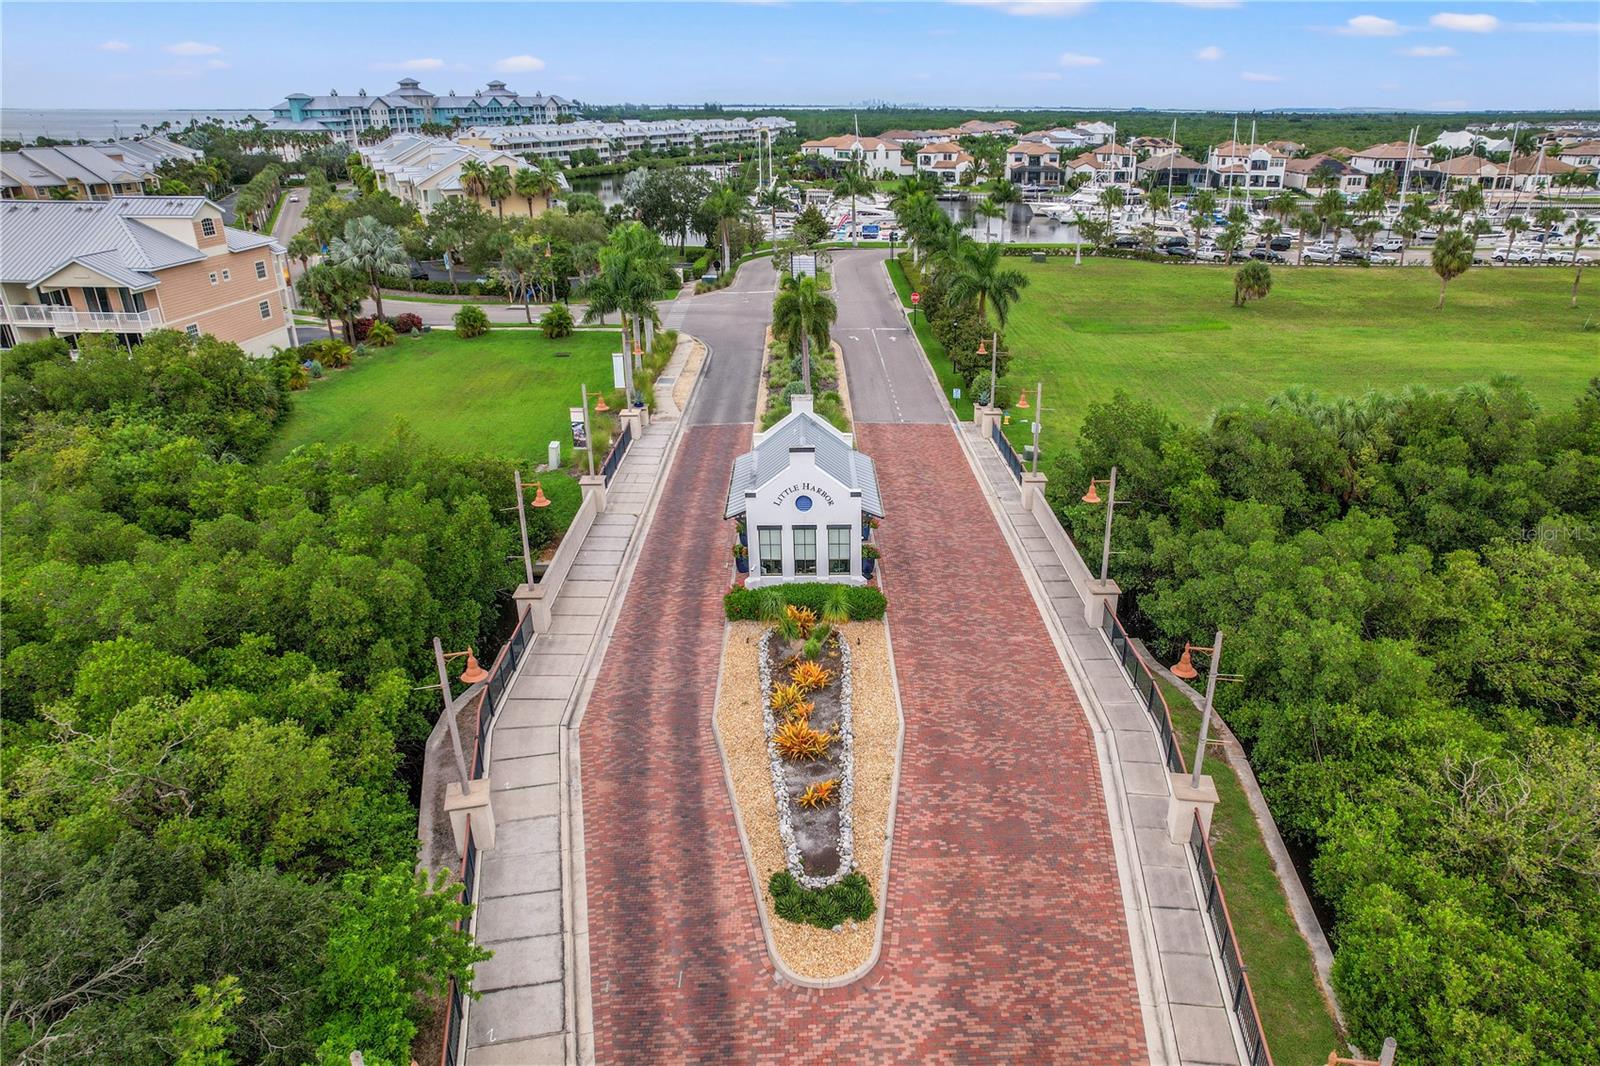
[3,2,1597,113]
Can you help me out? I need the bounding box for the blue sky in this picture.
[3,2,1596,112]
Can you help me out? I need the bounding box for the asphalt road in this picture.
[674,257,778,427]
[828,248,948,424]
[272,191,309,247]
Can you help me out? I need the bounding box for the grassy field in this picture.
[1158,678,1345,1065]
[266,328,620,468]
[988,258,1597,449]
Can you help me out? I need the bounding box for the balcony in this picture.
[1,303,164,332]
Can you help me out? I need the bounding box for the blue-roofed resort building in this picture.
[725,396,883,587]
[267,79,578,144]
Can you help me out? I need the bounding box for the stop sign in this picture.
[911,292,921,305]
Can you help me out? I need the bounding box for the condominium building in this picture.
[0,196,292,354]
[267,79,578,144]
[461,116,794,164]
[1005,141,1064,186]
[357,136,565,216]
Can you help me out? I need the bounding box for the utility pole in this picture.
[1030,382,1043,472]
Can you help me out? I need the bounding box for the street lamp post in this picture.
[1170,629,1225,789]
[1082,466,1118,581]
[430,637,489,788]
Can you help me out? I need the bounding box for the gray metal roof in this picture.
[0,197,263,289]
[723,409,883,519]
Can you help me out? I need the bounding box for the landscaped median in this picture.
[713,584,902,984]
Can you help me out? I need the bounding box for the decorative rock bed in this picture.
[758,627,856,887]
[714,621,903,983]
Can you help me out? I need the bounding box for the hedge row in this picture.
[723,583,887,622]
[378,274,507,297]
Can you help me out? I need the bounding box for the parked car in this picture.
[1338,247,1368,262]
[409,263,430,280]
[1373,237,1404,253]
[1112,234,1141,249]
[288,194,300,203]
[1269,235,1294,252]
[1156,244,1195,258]
[1302,247,1336,264]
[1369,252,1399,265]
[1544,250,1592,264]
[1249,248,1286,263]
[1194,247,1227,262]
[1493,248,1539,264]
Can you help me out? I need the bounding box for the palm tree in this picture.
[887,173,938,212]
[756,182,789,234]
[287,230,319,274]
[1431,230,1475,310]
[501,239,544,323]
[328,215,408,319]
[1534,205,1566,242]
[485,166,514,220]
[946,241,1028,330]
[1188,188,1217,251]
[1450,183,1485,228]
[1147,186,1171,220]
[927,227,976,281]
[986,180,1021,247]
[1503,214,1530,257]
[833,160,875,248]
[296,262,367,342]
[515,163,558,216]
[1293,209,1316,266]
[1269,189,1300,230]
[459,158,490,204]
[1218,223,1246,266]
[976,200,1004,242]
[1568,216,1594,308]
[703,183,748,273]
[771,275,837,392]
[1099,184,1126,223]
[1233,260,1272,307]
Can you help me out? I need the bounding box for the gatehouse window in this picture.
[828,526,851,575]
[793,526,817,576]
[758,526,783,576]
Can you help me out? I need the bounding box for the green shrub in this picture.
[454,304,489,339]
[301,337,352,368]
[541,302,574,339]
[769,871,874,929]
[366,321,397,348]
[724,583,886,621]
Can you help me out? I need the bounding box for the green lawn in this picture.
[266,329,622,469]
[994,258,1598,449]
[1158,678,1344,1065]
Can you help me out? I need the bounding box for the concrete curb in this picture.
[708,610,907,991]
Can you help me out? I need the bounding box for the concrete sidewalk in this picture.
[959,422,1248,1066]
[460,335,697,1065]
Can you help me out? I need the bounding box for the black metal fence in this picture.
[601,421,633,486]
[1190,814,1275,1066]
[990,421,1023,483]
[438,603,538,1066]
[1099,602,1186,774]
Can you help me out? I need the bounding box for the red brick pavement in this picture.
[580,421,1147,1064]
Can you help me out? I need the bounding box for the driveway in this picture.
[668,257,778,427]
[828,248,948,424]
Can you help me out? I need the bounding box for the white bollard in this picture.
[548,440,561,470]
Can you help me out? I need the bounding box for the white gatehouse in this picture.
[724,396,883,587]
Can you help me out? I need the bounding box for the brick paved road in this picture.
[580,417,1146,1063]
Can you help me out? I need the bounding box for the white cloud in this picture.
[97,40,131,52]
[372,57,446,71]
[1058,51,1102,67]
[205,58,230,70]
[1195,45,1224,61]
[163,41,221,56]
[1402,44,1457,57]
[494,54,546,73]
[1339,15,1401,37]
[1430,12,1499,33]
[1240,71,1283,82]
[952,1,1094,17]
